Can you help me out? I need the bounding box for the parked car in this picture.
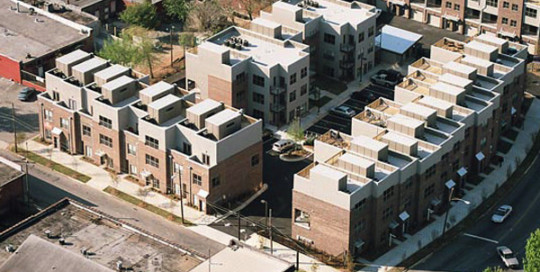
[370,69,404,87]
[351,91,376,103]
[18,87,36,101]
[272,139,295,153]
[330,106,356,118]
[491,205,512,223]
[496,246,519,269]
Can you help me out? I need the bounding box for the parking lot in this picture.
[306,84,394,136]
[0,78,40,146]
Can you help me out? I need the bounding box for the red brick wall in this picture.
[497,0,523,37]
[0,175,23,215]
[0,55,21,83]
[208,75,234,107]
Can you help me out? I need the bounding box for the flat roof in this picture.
[0,0,89,62]
[431,82,466,96]
[388,114,425,128]
[465,40,498,54]
[461,55,493,69]
[351,135,388,151]
[375,25,422,55]
[401,103,436,118]
[72,57,107,73]
[298,0,376,26]
[475,34,507,47]
[339,153,375,169]
[101,75,135,91]
[0,235,114,272]
[311,164,347,180]
[148,94,181,110]
[94,64,130,80]
[251,17,281,29]
[205,108,240,126]
[56,0,104,8]
[382,131,417,147]
[56,50,91,66]
[418,96,453,111]
[187,99,222,115]
[439,73,473,88]
[443,61,477,75]
[191,246,293,272]
[0,161,23,187]
[140,81,174,97]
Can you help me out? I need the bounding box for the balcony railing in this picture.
[340,60,355,69]
[270,86,287,95]
[270,103,286,113]
[340,43,356,53]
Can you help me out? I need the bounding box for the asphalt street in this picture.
[412,151,540,272]
[0,150,225,257]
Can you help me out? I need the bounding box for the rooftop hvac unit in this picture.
[5,245,15,253]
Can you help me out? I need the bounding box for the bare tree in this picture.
[188,0,229,32]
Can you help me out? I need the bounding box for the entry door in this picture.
[53,137,58,148]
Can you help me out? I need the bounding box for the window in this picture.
[503,1,509,8]
[202,153,210,165]
[510,20,517,27]
[44,109,53,121]
[453,141,461,153]
[253,93,264,104]
[442,153,449,162]
[99,116,112,129]
[252,75,265,87]
[129,164,137,175]
[486,0,497,7]
[290,73,297,85]
[52,91,60,101]
[354,198,366,211]
[294,209,311,228]
[425,165,437,179]
[368,44,374,53]
[454,4,460,10]
[152,178,160,189]
[424,183,435,199]
[511,3,518,11]
[192,173,202,185]
[354,219,366,233]
[300,84,308,96]
[127,143,136,155]
[323,33,335,44]
[526,7,537,18]
[382,207,393,220]
[82,125,91,136]
[145,136,159,149]
[251,154,259,166]
[358,32,364,43]
[452,160,460,171]
[145,154,159,168]
[236,72,246,82]
[502,17,508,24]
[368,26,374,37]
[183,142,192,155]
[445,1,452,8]
[383,186,394,201]
[300,67,307,79]
[60,118,69,129]
[212,176,221,187]
[289,90,296,102]
[465,127,471,138]
[404,177,413,190]
[99,134,112,147]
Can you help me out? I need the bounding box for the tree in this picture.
[164,0,191,22]
[525,228,540,272]
[287,118,304,144]
[98,34,141,66]
[120,2,158,29]
[178,32,196,89]
[188,0,228,32]
[482,267,504,272]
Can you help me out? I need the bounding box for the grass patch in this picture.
[103,186,193,226]
[11,146,91,183]
[312,75,347,95]
[502,129,519,142]
[309,95,332,108]
[497,140,513,154]
[32,136,50,146]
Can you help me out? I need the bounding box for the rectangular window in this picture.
[251,154,259,166]
[99,134,112,147]
[300,84,308,96]
[183,142,192,155]
[486,0,497,7]
[358,32,364,43]
[127,143,136,155]
[454,4,460,10]
[511,3,518,11]
[129,164,137,175]
[252,75,265,87]
[510,20,517,27]
[152,178,160,189]
[202,153,210,165]
[60,118,69,129]
[368,26,374,37]
[289,90,296,102]
[445,1,452,8]
[44,109,53,121]
[382,207,393,220]
[193,173,202,185]
[145,135,159,149]
[99,116,112,129]
[212,176,220,187]
[526,7,537,18]
[502,17,508,24]
[290,73,297,85]
[404,177,413,190]
[82,125,91,136]
[323,33,335,44]
[503,1,509,8]
[424,184,435,199]
[253,93,264,104]
[383,186,394,201]
[145,154,159,168]
[300,67,307,79]
[354,198,366,210]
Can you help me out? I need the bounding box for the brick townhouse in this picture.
[37,50,263,212]
[291,34,527,257]
[186,0,380,126]
[374,0,540,55]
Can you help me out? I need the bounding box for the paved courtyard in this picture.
[0,78,39,146]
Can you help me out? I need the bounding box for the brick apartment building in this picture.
[0,0,93,91]
[291,34,527,257]
[186,0,380,126]
[37,50,263,212]
[374,0,540,55]
[0,159,25,216]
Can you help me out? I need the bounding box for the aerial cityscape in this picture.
[0,0,539,270]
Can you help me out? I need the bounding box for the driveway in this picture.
[0,78,40,145]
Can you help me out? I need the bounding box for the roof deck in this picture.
[410,58,443,75]
[287,0,377,26]
[433,37,465,54]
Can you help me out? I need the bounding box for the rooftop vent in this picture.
[305,0,319,7]
[5,244,15,253]
[44,230,52,238]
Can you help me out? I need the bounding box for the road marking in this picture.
[463,233,499,244]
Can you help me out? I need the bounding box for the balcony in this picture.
[340,60,355,69]
[270,103,286,113]
[340,43,356,53]
[270,86,287,95]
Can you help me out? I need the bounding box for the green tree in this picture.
[98,34,141,66]
[120,2,158,28]
[525,228,540,272]
[164,0,191,22]
[287,118,304,143]
[482,267,504,272]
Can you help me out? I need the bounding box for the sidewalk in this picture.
[362,98,540,271]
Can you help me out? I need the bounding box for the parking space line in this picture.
[463,233,499,244]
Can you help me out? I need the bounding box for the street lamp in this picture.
[442,187,470,235]
[260,199,269,227]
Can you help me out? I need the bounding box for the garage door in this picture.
[412,10,423,22]
[428,14,441,27]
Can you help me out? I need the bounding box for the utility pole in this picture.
[296,250,300,271]
[24,160,30,206]
[12,103,17,153]
[442,187,455,236]
[269,208,273,254]
[169,26,174,67]
[237,211,241,241]
[208,248,211,272]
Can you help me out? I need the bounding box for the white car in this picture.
[497,246,519,269]
[331,106,356,118]
[491,205,512,223]
[272,139,295,153]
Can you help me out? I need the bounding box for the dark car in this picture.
[18,87,36,101]
[370,69,404,87]
[351,91,376,103]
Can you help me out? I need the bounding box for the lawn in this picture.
[103,186,193,226]
[309,95,332,109]
[12,147,91,183]
[312,75,348,95]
